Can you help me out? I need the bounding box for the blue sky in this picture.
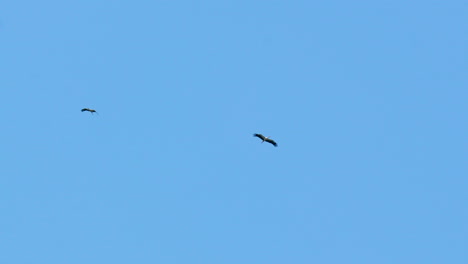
[1,1,467,263]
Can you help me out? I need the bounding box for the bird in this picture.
[81,108,97,114]
[253,133,277,147]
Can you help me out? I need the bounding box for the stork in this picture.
[81,108,98,114]
[253,133,277,147]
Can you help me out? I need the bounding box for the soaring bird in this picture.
[81,108,97,114]
[253,133,277,147]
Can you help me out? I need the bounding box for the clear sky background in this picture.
[1,1,466,263]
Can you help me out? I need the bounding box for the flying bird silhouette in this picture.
[81,108,97,114]
[253,133,277,147]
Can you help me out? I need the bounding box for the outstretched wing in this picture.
[81,108,89,112]
[265,138,278,147]
[253,133,266,140]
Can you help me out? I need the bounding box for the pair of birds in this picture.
[81,108,278,147]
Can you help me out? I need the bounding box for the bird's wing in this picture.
[265,138,277,147]
[81,108,88,112]
[253,134,266,140]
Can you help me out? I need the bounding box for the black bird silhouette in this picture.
[81,108,97,114]
[253,133,277,147]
